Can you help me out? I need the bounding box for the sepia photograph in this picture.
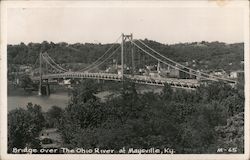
[0,1,249,160]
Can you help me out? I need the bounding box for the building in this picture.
[212,69,229,78]
[230,70,244,79]
[149,71,160,78]
[169,68,180,78]
[230,71,238,79]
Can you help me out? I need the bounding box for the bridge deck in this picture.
[32,72,200,90]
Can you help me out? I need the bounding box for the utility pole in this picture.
[38,52,42,96]
[121,33,124,80]
[45,52,48,74]
[157,60,160,73]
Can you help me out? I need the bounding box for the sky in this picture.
[7,6,245,45]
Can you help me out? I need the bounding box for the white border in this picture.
[0,1,249,160]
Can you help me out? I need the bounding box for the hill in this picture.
[7,40,244,72]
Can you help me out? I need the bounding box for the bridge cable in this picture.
[136,39,232,82]
[77,35,122,72]
[131,40,217,81]
[43,52,67,71]
[42,54,66,73]
[43,52,68,72]
[136,39,236,83]
[85,46,121,72]
[42,55,65,73]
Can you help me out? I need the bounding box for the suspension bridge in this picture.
[31,33,237,95]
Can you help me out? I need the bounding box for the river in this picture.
[8,84,163,112]
[7,85,114,112]
[8,91,70,112]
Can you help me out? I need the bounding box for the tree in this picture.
[45,106,63,128]
[41,41,50,52]
[215,112,244,153]
[57,80,244,153]
[161,83,173,100]
[8,103,45,153]
[20,75,33,91]
[69,79,99,104]
[8,41,243,72]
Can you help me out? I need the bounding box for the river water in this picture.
[8,91,70,112]
[8,85,163,112]
[7,86,114,112]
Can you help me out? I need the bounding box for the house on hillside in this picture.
[212,69,229,78]
[230,70,244,79]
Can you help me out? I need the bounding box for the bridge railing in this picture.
[32,72,200,89]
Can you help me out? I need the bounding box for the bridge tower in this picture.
[38,52,50,96]
[121,33,134,80]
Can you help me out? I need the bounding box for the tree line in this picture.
[8,40,244,72]
[8,80,244,153]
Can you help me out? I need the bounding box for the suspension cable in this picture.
[85,46,121,72]
[78,35,122,72]
[43,52,68,72]
[42,54,66,73]
[131,41,218,81]
[135,39,236,83]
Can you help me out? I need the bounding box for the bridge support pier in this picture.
[40,84,50,96]
[38,88,42,96]
[38,80,50,96]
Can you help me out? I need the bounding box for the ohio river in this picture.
[7,85,162,112]
[7,86,113,112]
[8,91,69,112]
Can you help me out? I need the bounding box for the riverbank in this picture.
[8,83,70,96]
[8,84,70,112]
[8,84,32,96]
[7,82,164,112]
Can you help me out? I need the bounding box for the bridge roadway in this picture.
[32,72,200,90]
